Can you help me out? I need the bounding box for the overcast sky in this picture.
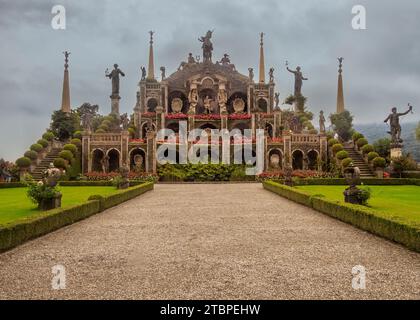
[1,0,419,161]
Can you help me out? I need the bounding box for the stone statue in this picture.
[101,155,109,173]
[133,154,144,172]
[160,66,166,80]
[146,118,154,133]
[286,63,308,97]
[178,53,196,71]
[274,93,280,109]
[81,112,94,132]
[198,30,214,63]
[319,110,326,133]
[269,67,275,82]
[220,54,230,65]
[248,68,254,82]
[203,96,213,114]
[140,66,146,80]
[188,88,198,113]
[120,113,129,130]
[218,89,228,114]
[384,104,413,144]
[106,64,125,96]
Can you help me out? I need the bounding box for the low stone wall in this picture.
[0,182,154,252]
[263,180,420,252]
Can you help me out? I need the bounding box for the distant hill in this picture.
[354,122,420,161]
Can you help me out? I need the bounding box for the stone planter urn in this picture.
[375,168,384,179]
[38,192,62,211]
[343,164,363,205]
[19,167,30,179]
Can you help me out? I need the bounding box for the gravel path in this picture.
[0,184,419,299]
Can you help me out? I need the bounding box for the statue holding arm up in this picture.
[286,62,308,97]
[384,104,413,144]
[106,64,125,96]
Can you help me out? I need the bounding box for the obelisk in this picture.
[336,57,345,114]
[61,51,71,113]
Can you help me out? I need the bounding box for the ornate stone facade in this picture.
[82,32,327,174]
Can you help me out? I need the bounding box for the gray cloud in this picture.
[0,0,419,161]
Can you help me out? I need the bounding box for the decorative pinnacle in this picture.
[338,57,343,74]
[260,32,265,46]
[63,51,70,70]
[149,31,154,44]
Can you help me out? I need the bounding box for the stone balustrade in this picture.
[90,133,122,142]
[291,134,320,144]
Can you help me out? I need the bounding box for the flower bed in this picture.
[166,113,188,120]
[228,114,251,120]
[83,171,158,182]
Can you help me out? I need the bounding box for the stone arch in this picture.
[146,98,158,112]
[198,88,217,114]
[265,122,274,138]
[129,147,146,172]
[307,149,319,170]
[227,92,248,114]
[106,148,120,172]
[141,121,156,138]
[292,149,304,170]
[257,98,268,112]
[267,148,283,169]
[230,121,250,135]
[91,148,105,172]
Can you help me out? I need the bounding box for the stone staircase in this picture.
[31,148,62,180]
[343,145,375,178]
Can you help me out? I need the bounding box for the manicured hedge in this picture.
[0,182,25,188]
[263,181,420,252]
[59,180,147,187]
[0,182,154,252]
[292,178,420,186]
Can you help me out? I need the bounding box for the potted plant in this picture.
[16,157,32,179]
[372,156,386,179]
[25,166,62,210]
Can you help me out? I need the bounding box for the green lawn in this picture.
[295,185,420,225]
[0,186,121,226]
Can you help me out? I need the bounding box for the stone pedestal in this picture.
[39,192,62,211]
[110,94,121,115]
[390,147,403,159]
[146,130,156,173]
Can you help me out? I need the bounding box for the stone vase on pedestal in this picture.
[38,192,62,211]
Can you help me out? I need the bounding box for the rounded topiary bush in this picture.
[332,143,344,154]
[37,139,49,148]
[95,129,106,133]
[368,151,379,162]
[59,150,74,161]
[63,144,78,156]
[30,143,43,153]
[356,138,368,148]
[341,157,353,168]
[16,157,32,168]
[70,138,82,147]
[352,132,364,142]
[372,156,386,168]
[73,131,82,139]
[24,150,38,160]
[53,157,67,169]
[102,120,112,127]
[328,138,339,147]
[42,131,55,141]
[309,129,318,134]
[361,144,374,155]
[336,150,349,160]
[98,124,109,131]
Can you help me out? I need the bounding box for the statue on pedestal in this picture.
[203,96,213,114]
[319,110,326,133]
[286,62,308,97]
[140,66,146,80]
[274,93,280,109]
[248,68,254,82]
[160,66,166,80]
[384,104,413,144]
[120,113,129,130]
[198,30,214,63]
[269,67,275,83]
[218,88,228,114]
[106,64,125,96]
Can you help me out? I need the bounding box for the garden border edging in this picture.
[263,180,420,252]
[0,182,154,252]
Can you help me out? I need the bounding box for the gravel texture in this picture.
[0,183,419,299]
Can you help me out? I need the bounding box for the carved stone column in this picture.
[283,133,292,168]
[146,130,156,173]
[319,134,328,171]
[82,132,91,173]
[121,130,129,168]
[156,106,164,131]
